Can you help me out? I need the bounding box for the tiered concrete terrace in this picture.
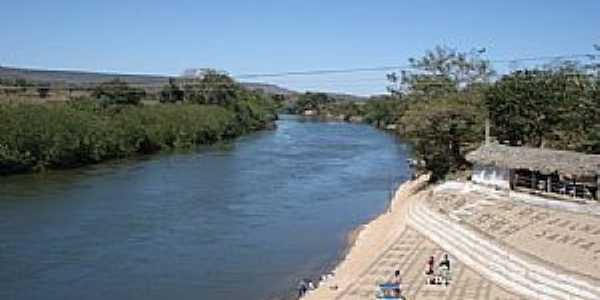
[305,178,600,300]
[411,181,600,299]
[325,227,519,300]
[304,178,522,300]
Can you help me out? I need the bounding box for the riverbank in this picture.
[0,102,276,175]
[302,175,429,299]
[304,177,600,299]
[299,110,398,132]
[302,176,522,300]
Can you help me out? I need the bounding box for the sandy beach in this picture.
[300,176,426,299]
[302,176,520,300]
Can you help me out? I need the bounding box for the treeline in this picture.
[309,45,600,181]
[0,72,280,175]
[291,92,405,127]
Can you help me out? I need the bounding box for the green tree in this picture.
[14,78,31,87]
[363,95,406,128]
[485,67,594,149]
[183,70,241,106]
[294,92,334,114]
[159,78,184,103]
[37,85,50,98]
[92,79,145,106]
[391,46,493,181]
[401,92,486,181]
[14,78,31,92]
[388,46,493,101]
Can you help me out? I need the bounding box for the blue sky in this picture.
[1,0,599,95]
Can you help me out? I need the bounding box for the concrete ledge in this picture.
[437,181,600,216]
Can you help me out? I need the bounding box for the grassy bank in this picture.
[0,101,274,174]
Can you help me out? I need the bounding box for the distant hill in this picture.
[0,66,296,95]
[0,66,374,102]
[239,81,296,95]
[322,92,367,103]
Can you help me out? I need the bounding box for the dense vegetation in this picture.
[292,92,407,127]
[0,72,279,175]
[92,79,146,106]
[486,68,600,153]
[310,45,600,181]
[292,92,336,114]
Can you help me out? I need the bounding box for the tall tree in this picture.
[294,92,334,114]
[183,70,241,107]
[388,46,494,101]
[159,78,184,103]
[485,67,594,149]
[392,46,493,181]
[401,91,486,181]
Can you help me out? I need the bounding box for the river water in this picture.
[0,115,411,300]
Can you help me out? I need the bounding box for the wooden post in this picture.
[547,176,552,193]
[531,172,537,190]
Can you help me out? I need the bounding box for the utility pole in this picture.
[485,118,491,145]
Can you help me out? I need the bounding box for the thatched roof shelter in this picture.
[467,144,600,178]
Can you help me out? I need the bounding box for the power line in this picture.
[490,53,596,64]
[0,75,595,92]
[235,65,412,79]
[0,53,597,93]
[233,53,597,79]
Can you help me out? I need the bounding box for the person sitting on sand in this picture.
[308,280,315,290]
[298,280,307,298]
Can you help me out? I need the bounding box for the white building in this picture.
[466,144,600,200]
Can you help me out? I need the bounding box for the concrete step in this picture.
[407,200,600,300]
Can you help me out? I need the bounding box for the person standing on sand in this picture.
[393,270,402,297]
[439,254,450,271]
[426,256,435,275]
[439,254,451,285]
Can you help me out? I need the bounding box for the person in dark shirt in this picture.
[393,270,402,296]
[439,254,451,285]
[297,280,307,298]
[439,254,450,270]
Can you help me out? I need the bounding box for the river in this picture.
[0,115,412,300]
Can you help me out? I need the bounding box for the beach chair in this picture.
[567,185,577,197]
[439,266,452,284]
[375,283,405,299]
[558,184,567,195]
[424,265,452,286]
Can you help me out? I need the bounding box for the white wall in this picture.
[472,164,510,189]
